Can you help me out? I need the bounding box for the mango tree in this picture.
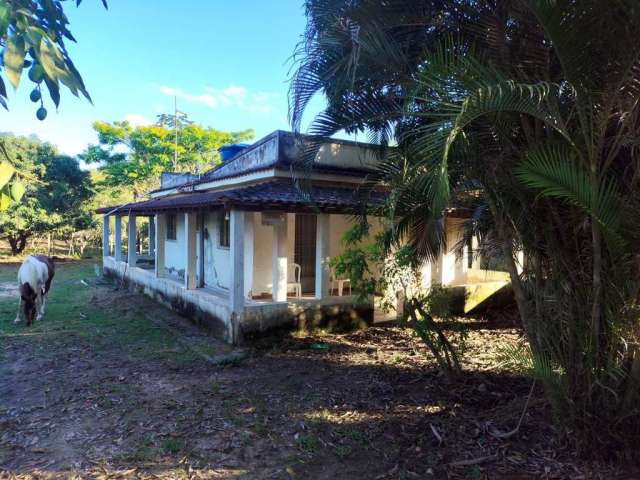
[0,0,106,210]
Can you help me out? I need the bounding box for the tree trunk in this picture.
[591,222,603,368]
[485,194,537,349]
[8,237,18,256]
[8,233,29,256]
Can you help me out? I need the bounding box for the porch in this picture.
[101,209,373,343]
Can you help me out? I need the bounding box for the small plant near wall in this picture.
[330,223,467,376]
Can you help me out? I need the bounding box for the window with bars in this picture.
[167,214,177,240]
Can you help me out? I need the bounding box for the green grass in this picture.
[0,260,198,366]
[297,433,320,453]
[161,438,185,454]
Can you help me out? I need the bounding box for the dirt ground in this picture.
[0,261,635,479]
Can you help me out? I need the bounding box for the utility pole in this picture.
[173,95,178,170]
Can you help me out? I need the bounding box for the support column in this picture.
[148,216,155,257]
[102,215,110,258]
[430,254,441,285]
[230,210,245,313]
[439,218,456,285]
[315,213,330,299]
[430,218,444,285]
[114,215,123,262]
[271,214,288,302]
[471,236,481,270]
[441,250,456,285]
[185,212,197,290]
[155,213,166,278]
[244,212,254,300]
[197,213,205,288]
[127,214,137,266]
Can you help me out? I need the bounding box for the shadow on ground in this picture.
[0,261,633,480]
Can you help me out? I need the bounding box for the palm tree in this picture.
[290,0,640,458]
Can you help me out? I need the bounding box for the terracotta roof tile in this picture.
[96,180,386,215]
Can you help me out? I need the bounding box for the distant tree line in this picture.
[0,133,93,255]
[0,114,254,256]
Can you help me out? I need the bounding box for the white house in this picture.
[98,130,512,344]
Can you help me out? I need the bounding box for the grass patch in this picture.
[161,438,185,454]
[334,444,352,459]
[128,437,158,463]
[0,260,197,366]
[296,433,319,453]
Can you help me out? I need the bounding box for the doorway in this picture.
[294,213,317,294]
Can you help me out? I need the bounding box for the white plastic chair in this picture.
[287,262,302,298]
[330,265,351,296]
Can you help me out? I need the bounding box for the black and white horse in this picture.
[15,255,55,326]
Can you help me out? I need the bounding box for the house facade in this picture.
[98,130,513,344]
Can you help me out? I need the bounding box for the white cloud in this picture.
[124,114,152,127]
[159,84,280,114]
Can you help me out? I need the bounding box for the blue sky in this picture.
[2,0,326,155]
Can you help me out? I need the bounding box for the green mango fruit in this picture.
[28,63,44,83]
[30,88,41,102]
[36,106,47,121]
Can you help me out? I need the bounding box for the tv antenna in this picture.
[173,96,178,170]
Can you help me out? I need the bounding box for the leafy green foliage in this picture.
[329,222,378,301]
[0,0,107,117]
[156,111,192,129]
[515,142,624,248]
[0,140,26,210]
[331,224,467,375]
[82,117,254,194]
[0,134,94,254]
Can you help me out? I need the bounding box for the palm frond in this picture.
[445,81,569,160]
[515,141,625,250]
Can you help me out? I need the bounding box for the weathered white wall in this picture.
[202,212,231,290]
[328,214,351,258]
[436,218,469,286]
[251,213,357,297]
[209,135,278,179]
[315,142,380,171]
[250,212,296,297]
[165,214,186,277]
[328,214,384,256]
[253,213,274,296]
[162,211,384,298]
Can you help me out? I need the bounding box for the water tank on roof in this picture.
[219,144,250,163]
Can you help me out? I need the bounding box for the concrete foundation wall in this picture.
[103,256,234,342]
[103,256,372,345]
[241,297,374,339]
